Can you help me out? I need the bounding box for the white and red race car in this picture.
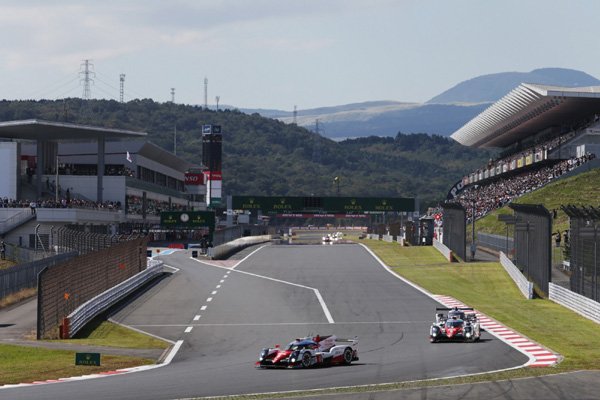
[256,335,359,368]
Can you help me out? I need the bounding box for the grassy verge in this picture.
[0,344,154,385]
[0,320,169,385]
[0,287,36,310]
[365,240,600,371]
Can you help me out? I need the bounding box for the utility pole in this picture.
[119,74,125,103]
[215,96,220,111]
[171,88,175,103]
[293,105,297,124]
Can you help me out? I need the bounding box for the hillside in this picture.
[0,99,492,207]
[256,68,600,140]
[475,167,600,236]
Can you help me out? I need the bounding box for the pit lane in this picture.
[2,243,528,400]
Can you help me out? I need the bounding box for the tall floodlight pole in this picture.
[204,77,208,109]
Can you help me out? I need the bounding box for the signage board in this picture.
[75,353,101,366]
[160,211,215,229]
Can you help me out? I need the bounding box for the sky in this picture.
[2,0,600,110]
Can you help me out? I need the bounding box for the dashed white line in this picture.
[193,315,201,321]
[184,326,193,333]
[207,297,213,302]
[201,305,207,311]
[211,290,218,295]
[216,285,221,289]
[219,280,225,283]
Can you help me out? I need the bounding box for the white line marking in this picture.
[207,297,213,302]
[162,264,180,273]
[201,305,207,311]
[191,256,335,323]
[162,340,184,364]
[230,244,269,269]
[227,271,231,274]
[211,290,217,295]
[128,320,430,327]
[108,318,175,345]
[193,315,201,321]
[216,285,221,289]
[184,326,193,333]
[219,280,225,283]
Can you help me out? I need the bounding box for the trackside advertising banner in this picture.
[231,196,415,213]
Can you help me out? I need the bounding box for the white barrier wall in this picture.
[382,234,394,243]
[500,251,533,299]
[208,235,271,259]
[432,238,453,262]
[549,282,600,324]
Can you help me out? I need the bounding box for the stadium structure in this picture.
[0,119,207,249]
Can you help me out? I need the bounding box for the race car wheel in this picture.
[301,352,312,368]
[343,348,353,365]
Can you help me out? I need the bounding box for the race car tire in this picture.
[301,352,312,368]
[343,348,353,365]
[429,337,437,343]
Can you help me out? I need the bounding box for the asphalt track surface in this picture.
[5,243,531,399]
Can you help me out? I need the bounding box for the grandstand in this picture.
[449,83,600,221]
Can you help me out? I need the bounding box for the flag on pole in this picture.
[126,151,132,163]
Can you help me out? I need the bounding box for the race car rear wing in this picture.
[436,307,474,311]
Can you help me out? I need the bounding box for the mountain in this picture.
[427,68,600,104]
[251,68,600,140]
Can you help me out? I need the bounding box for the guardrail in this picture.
[61,259,166,339]
[207,235,272,260]
[432,238,454,262]
[500,251,533,299]
[549,282,600,324]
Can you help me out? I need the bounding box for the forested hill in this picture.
[0,99,492,206]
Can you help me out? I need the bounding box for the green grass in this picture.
[0,343,154,385]
[0,320,169,385]
[65,319,168,349]
[365,240,600,371]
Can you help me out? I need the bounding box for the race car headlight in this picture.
[432,332,437,337]
[465,332,471,338]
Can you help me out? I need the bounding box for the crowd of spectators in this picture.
[126,195,187,216]
[0,197,121,211]
[455,153,596,222]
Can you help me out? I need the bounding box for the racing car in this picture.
[256,335,359,368]
[429,307,480,343]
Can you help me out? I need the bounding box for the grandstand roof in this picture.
[0,119,147,140]
[451,83,600,148]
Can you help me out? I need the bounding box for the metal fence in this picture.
[442,203,466,261]
[562,205,600,301]
[0,252,77,299]
[478,232,514,255]
[52,225,142,255]
[510,204,552,296]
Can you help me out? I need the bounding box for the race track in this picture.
[4,243,528,400]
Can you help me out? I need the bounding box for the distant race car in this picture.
[429,307,481,343]
[256,335,359,368]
